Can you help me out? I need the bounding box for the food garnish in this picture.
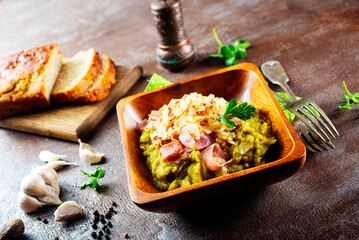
[211,28,251,66]
[339,81,359,109]
[79,167,105,191]
[220,99,256,128]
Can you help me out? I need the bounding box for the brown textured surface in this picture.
[0,0,358,239]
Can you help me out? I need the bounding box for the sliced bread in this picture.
[51,48,101,103]
[0,44,62,118]
[76,54,116,103]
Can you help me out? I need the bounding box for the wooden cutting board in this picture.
[0,64,142,142]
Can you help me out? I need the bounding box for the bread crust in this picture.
[51,49,102,103]
[0,44,59,119]
[76,55,117,103]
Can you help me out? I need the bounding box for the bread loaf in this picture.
[51,48,101,103]
[0,44,62,118]
[76,54,116,103]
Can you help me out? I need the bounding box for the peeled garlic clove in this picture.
[45,160,78,170]
[39,150,66,162]
[17,191,44,213]
[78,139,104,164]
[37,185,62,205]
[20,173,49,197]
[54,201,83,222]
[31,165,58,186]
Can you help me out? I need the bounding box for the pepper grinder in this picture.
[151,0,194,72]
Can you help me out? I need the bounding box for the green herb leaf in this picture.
[211,28,251,66]
[79,166,106,191]
[339,81,359,110]
[220,99,256,128]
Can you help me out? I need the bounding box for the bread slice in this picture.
[0,44,62,118]
[51,48,101,103]
[76,54,116,103]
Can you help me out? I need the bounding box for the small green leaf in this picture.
[225,57,237,66]
[235,48,246,59]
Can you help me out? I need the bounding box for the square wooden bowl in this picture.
[116,63,306,212]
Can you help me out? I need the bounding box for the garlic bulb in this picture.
[54,201,83,222]
[45,160,78,170]
[31,165,58,187]
[37,185,62,205]
[20,173,49,197]
[18,165,63,212]
[78,139,104,164]
[17,191,44,213]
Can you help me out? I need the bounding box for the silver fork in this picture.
[271,91,332,152]
[261,60,339,150]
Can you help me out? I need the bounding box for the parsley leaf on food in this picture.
[339,81,359,110]
[211,28,251,66]
[220,99,256,128]
[79,167,106,191]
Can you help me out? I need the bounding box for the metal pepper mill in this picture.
[151,0,194,72]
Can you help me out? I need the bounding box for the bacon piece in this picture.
[179,131,215,151]
[195,132,215,150]
[160,140,186,163]
[136,119,148,133]
[201,143,232,171]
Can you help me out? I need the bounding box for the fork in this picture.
[261,60,339,150]
[271,91,332,152]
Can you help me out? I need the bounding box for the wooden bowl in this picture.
[116,63,306,212]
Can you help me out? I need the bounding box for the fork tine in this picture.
[307,131,329,151]
[306,101,339,137]
[298,133,321,152]
[298,132,322,152]
[302,105,336,139]
[291,106,331,142]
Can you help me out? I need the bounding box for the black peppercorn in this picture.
[94,215,99,223]
[105,212,112,219]
[109,207,114,212]
[93,210,99,216]
[104,228,110,234]
[43,219,48,224]
[105,235,110,240]
[92,223,98,229]
[107,221,112,228]
[91,231,97,238]
[100,215,106,224]
[112,202,117,207]
[99,231,103,236]
[55,237,59,240]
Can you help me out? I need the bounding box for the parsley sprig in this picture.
[220,99,257,128]
[339,81,359,109]
[79,166,105,191]
[211,28,251,66]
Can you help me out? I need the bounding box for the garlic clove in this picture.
[52,182,60,196]
[17,191,44,213]
[31,165,58,186]
[20,173,49,197]
[39,150,66,162]
[54,201,83,222]
[37,185,62,205]
[45,160,79,170]
[78,139,105,164]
